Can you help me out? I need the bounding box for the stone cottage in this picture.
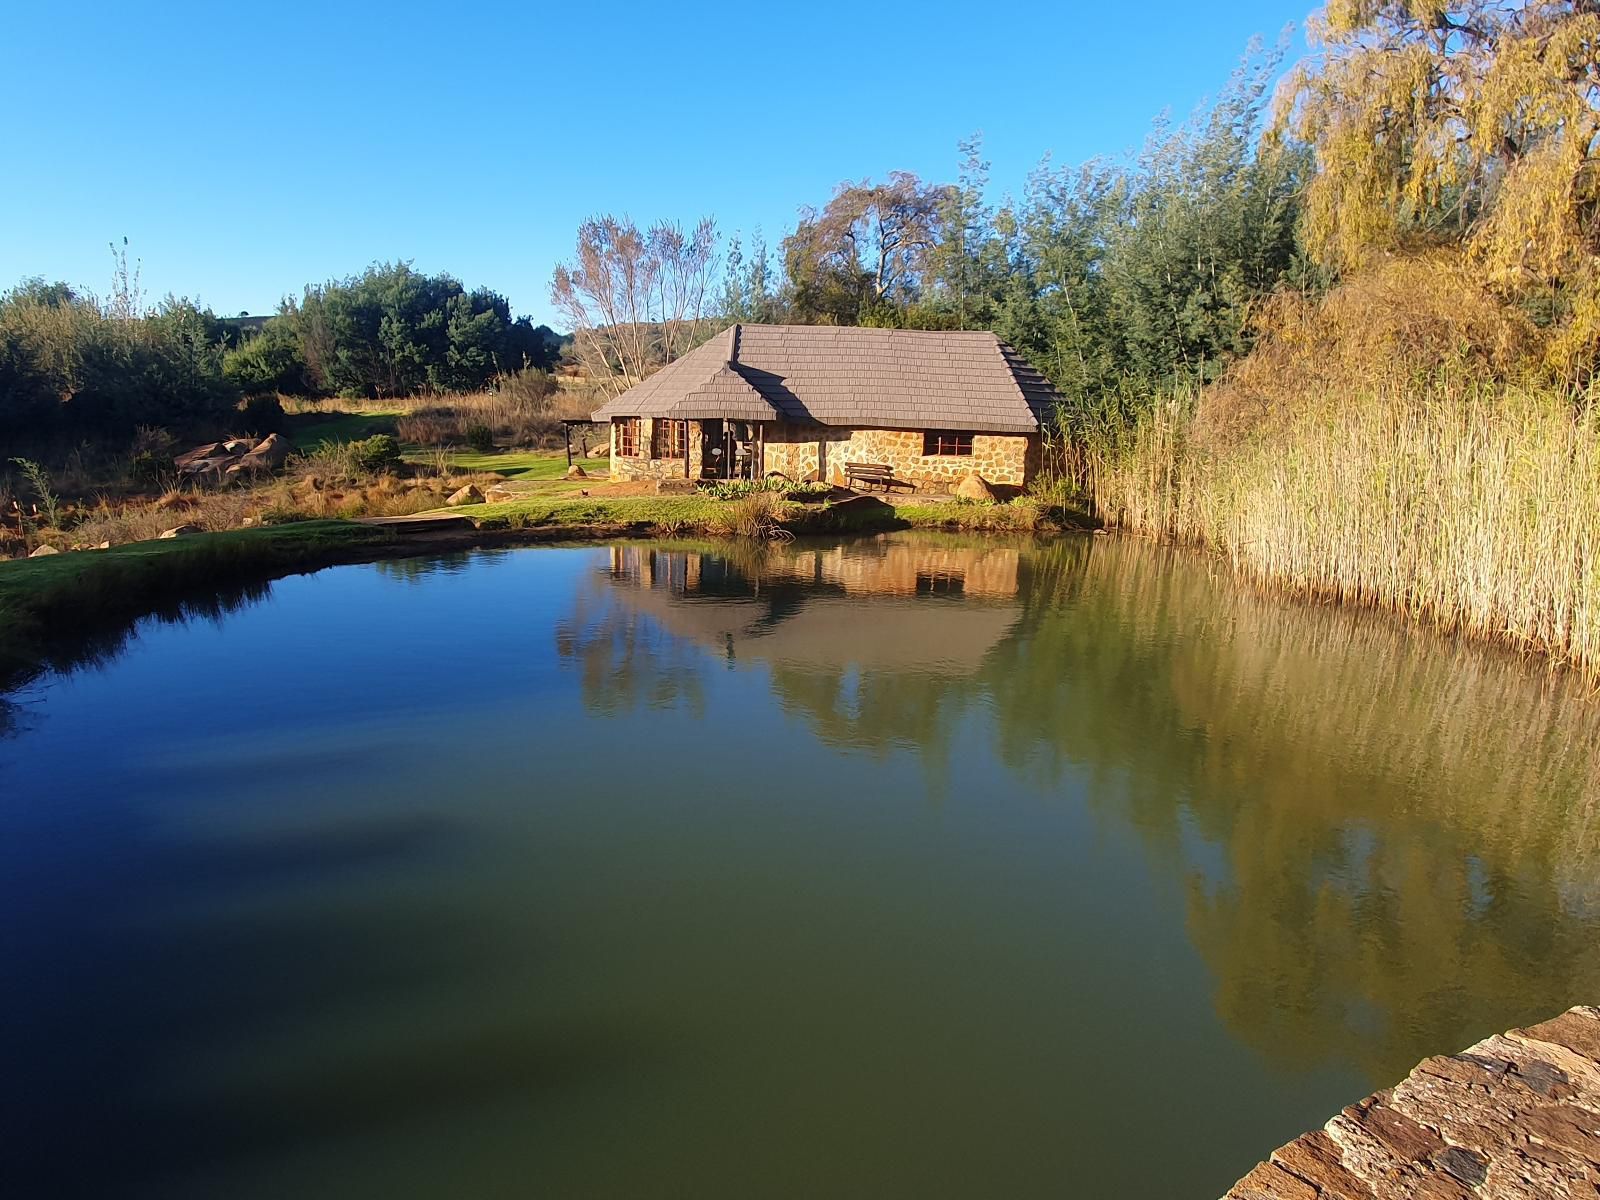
[590,324,1059,493]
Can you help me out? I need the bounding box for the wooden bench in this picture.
[843,462,914,493]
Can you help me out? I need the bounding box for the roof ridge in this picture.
[728,322,741,365]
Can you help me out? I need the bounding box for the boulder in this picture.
[240,517,255,527]
[565,464,587,479]
[174,441,228,470]
[239,432,290,471]
[178,455,234,479]
[95,541,111,549]
[586,444,609,459]
[955,473,996,502]
[28,543,60,557]
[222,438,256,455]
[159,524,203,539]
[446,484,484,507]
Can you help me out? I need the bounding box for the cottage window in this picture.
[616,417,641,457]
[923,430,974,456]
[653,418,687,460]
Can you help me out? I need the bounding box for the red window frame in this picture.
[653,419,687,460]
[616,417,641,457]
[923,430,974,456]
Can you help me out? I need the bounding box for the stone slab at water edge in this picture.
[1224,1007,1600,1199]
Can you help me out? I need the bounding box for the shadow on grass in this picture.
[286,410,400,446]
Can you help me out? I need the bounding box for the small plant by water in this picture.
[9,458,61,529]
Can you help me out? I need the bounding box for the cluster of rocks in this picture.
[174,434,291,482]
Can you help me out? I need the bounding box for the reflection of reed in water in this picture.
[997,537,1600,1086]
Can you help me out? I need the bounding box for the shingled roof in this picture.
[590,324,1057,434]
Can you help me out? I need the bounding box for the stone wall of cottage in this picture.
[763,425,1034,492]
[607,420,1037,491]
[609,418,702,481]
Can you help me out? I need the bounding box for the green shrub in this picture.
[464,422,495,453]
[700,476,832,501]
[350,434,402,474]
[127,451,168,487]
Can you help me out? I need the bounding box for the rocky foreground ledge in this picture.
[1226,1007,1600,1199]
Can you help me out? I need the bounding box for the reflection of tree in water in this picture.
[588,534,1600,1086]
[556,562,709,719]
[369,551,486,584]
[0,581,274,738]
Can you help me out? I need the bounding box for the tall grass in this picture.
[395,385,599,448]
[1094,382,1600,677]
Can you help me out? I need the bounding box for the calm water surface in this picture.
[3,534,1598,1198]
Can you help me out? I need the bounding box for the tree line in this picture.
[10,3,1596,445]
[558,1,1600,423]
[0,257,562,438]
[553,39,1309,421]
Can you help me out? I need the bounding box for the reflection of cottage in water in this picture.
[604,541,1023,675]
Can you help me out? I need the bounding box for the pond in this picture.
[3,534,1598,1198]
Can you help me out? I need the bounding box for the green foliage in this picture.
[349,433,403,474]
[699,476,831,501]
[223,320,309,395]
[126,451,167,487]
[8,457,60,528]
[289,262,558,399]
[783,172,948,324]
[0,278,239,436]
[464,422,495,453]
[766,42,1306,445]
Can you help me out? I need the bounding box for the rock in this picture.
[483,485,519,504]
[586,444,609,459]
[955,473,996,502]
[238,432,290,471]
[222,438,256,455]
[565,464,587,479]
[240,517,255,527]
[95,541,110,549]
[28,543,60,556]
[159,524,203,538]
[174,441,228,470]
[446,484,484,507]
[178,455,234,478]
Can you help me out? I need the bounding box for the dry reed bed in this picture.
[1095,384,1600,679]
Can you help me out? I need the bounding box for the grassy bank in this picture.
[1094,382,1600,678]
[466,492,1065,537]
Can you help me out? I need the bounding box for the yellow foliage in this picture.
[1282,2,1600,293]
[1198,251,1538,443]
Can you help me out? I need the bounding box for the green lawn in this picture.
[287,409,402,446]
[401,448,588,479]
[465,494,724,529]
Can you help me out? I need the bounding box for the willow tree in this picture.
[1278,1,1600,370]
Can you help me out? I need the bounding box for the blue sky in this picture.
[3,1,1308,328]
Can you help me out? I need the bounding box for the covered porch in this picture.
[598,362,783,484]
